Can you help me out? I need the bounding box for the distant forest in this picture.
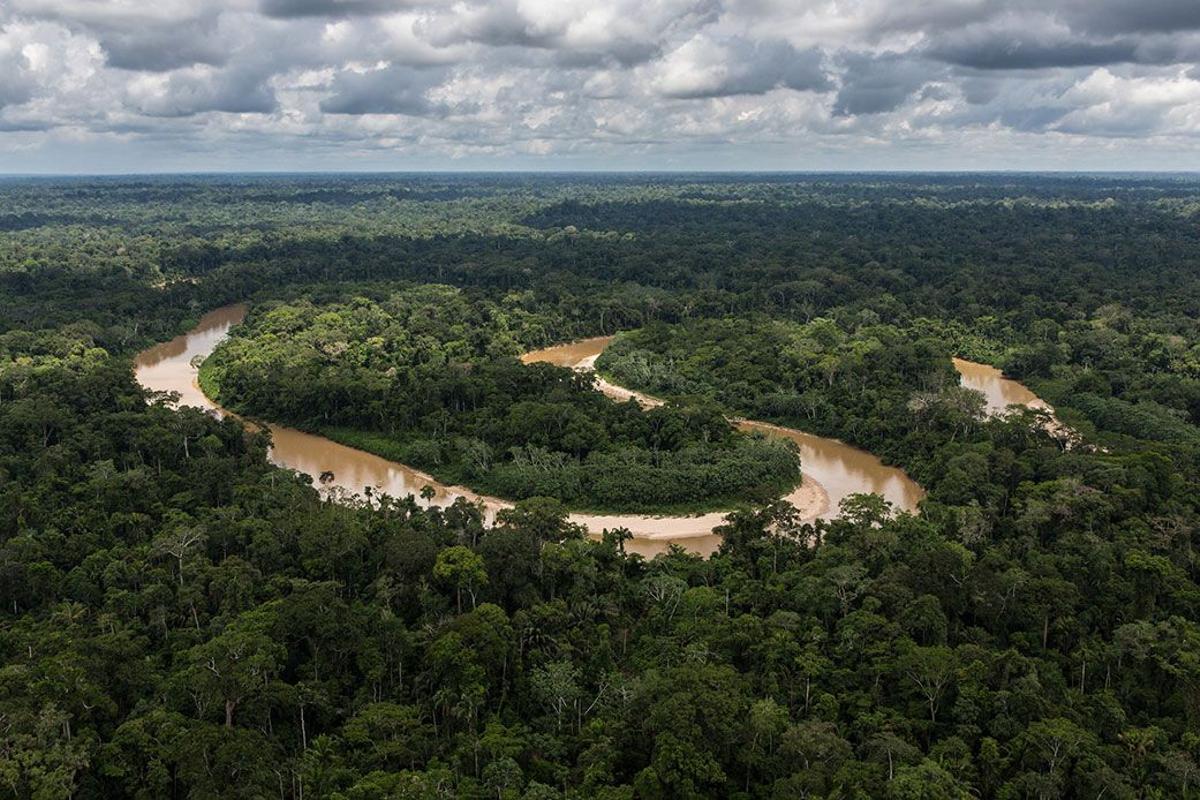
[4,173,1200,799]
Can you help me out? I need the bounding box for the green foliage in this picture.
[6,173,1200,799]
[596,314,960,466]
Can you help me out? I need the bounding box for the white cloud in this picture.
[1054,67,1200,136]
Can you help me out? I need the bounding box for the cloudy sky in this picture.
[2,0,1199,172]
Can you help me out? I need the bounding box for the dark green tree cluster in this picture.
[596,315,964,467]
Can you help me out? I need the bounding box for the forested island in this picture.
[4,173,1200,798]
[200,287,802,514]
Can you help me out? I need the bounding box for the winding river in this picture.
[134,304,505,521]
[520,338,925,525]
[134,305,1045,557]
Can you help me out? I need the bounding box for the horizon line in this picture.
[3,168,1199,179]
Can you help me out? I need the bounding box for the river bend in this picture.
[136,306,1049,556]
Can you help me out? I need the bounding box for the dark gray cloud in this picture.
[0,50,35,108]
[422,0,720,66]
[858,0,1200,76]
[426,2,557,49]
[864,0,1200,39]
[918,7,1200,72]
[0,83,35,110]
[834,54,936,116]
[553,39,662,69]
[867,1,998,35]
[98,25,230,72]
[0,117,52,131]
[318,65,451,115]
[711,40,830,96]
[258,0,406,19]
[1057,0,1200,36]
[995,105,1073,131]
[129,67,278,117]
[927,32,1140,70]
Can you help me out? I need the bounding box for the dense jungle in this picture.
[4,173,1200,799]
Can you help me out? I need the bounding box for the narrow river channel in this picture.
[953,357,1051,415]
[134,306,1043,557]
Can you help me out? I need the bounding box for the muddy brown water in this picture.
[952,358,1050,415]
[135,307,941,557]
